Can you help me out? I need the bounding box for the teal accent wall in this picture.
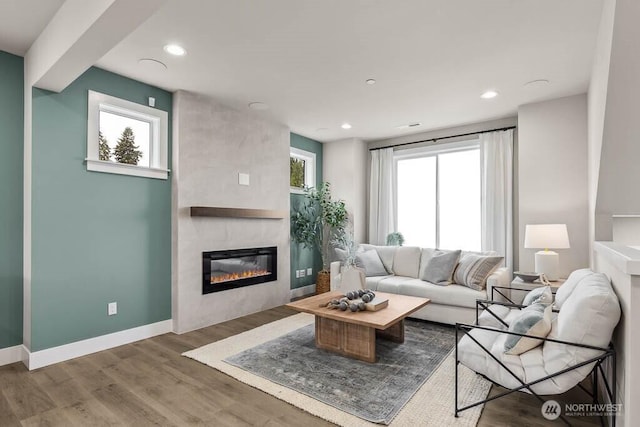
[0,52,24,349]
[30,67,172,351]
[290,133,323,290]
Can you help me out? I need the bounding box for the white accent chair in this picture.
[455,269,621,426]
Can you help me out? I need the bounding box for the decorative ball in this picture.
[339,302,348,311]
[347,291,356,300]
[349,303,358,312]
[340,297,349,302]
[331,299,339,305]
[357,289,365,297]
[362,293,371,303]
[358,302,366,311]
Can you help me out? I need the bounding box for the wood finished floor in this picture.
[0,306,600,426]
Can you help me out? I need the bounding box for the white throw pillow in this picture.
[392,246,421,278]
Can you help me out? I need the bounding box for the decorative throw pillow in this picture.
[355,250,388,277]
[504,303,552,355]
[522,286,553,306]
[420,250,461,285]
[335,247,347,263]
[453,254,503,291]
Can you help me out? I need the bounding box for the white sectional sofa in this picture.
[330,244,510,325]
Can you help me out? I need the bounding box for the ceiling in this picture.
[0,0,65,56]
[2,0,604,143]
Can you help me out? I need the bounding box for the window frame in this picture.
[290,147,316,193]
[86,90,169,179]
[394,138,480,249]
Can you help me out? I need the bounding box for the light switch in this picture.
[148,97,155,107]
[239,173,250,186]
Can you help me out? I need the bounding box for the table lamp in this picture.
[524,224,570,281]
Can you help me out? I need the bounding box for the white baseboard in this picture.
[24,319,173,370]
[290,284,316,300]
[0,345,23,367]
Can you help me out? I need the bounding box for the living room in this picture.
[0,0,638,426]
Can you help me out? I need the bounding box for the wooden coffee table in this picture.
[286,291,430,363]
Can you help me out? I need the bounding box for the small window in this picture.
[290,147,316,193]
[86,91,169,179]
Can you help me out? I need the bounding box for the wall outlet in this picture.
[108,302,117,316]
[295,270,300,278]
[238,173,250,186]
[306,268,312,276]
[300,269,306,277]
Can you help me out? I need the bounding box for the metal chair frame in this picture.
[455,291,617,426]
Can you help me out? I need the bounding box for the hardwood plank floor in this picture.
[0,305,600,426]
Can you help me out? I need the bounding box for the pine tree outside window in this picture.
[290,147,315,193]
[86,91,169,179]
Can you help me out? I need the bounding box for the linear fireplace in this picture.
[202,246,277,294]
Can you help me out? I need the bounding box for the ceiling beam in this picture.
[25,0,165,91]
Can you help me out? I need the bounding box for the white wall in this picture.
[595,0,640,239]
[172,90,290,333]
[323,138,368,244]
[517,94,589,278]
[588,0,616,257]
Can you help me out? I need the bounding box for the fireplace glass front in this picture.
[202,246,277,294]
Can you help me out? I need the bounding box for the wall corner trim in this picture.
[0,345,24,367]
[23,319,173,370]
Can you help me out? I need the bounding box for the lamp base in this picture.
[534,250,559,281]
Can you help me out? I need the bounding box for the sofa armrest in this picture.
[330,261,342,291]
[485,267,510,302]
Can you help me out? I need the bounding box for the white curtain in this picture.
[480,129,514,272]
[368,148,395,245]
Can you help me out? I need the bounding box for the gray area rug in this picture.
[224,320,454,424]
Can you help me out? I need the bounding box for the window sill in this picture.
[86,159,170,180]
[290,187,307,194]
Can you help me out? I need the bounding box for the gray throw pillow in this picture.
[420,250,461,285]
[522,286,553,306]
[504,303,552,355]
[334,247,347,263]
[355,250,388,277]
[453,254,504,291]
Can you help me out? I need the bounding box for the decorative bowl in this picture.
[514,271,540,282]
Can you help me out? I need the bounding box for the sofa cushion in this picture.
[417,248,437,280]
[504,303,552,355]
[522,286,553,306]
[392,246,421,278]
[398,279,486,308]
[360,244,398,274]
[420,249,461,284]
[453,254,503,291]
[374,276,415,294]
[355,250,387,277]
[364,275,392,290]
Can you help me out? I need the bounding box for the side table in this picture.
[509,277,566,304]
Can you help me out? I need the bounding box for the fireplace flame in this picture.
[210,269,270,284]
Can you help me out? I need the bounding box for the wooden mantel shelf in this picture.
[190,206,287,219]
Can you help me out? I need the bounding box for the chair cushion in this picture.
[504,303,552,355]
[420,250,461,284]
[522,286,553,306]
[453,254,503,290]
[398,279,486,308]
[392,246,421,278]
[355,250,387,277]
[554,268,593,309]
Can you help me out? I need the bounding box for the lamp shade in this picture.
[524,224,570,249]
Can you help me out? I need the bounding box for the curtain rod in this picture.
[369,125,516,151]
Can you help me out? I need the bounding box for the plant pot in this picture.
[316,271,331,294]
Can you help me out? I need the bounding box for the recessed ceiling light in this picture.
[248,102,269,110]
[163,44,187,56]
[341,123,352,129]
[366,79,376,85]
[315,127,329,132]
[480,90,499,99]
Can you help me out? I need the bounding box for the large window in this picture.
[86,91,169,179]
[395,140,481,251]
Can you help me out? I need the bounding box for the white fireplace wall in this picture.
[172,90,290,334]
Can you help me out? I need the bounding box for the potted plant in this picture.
[291,182,348,293]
